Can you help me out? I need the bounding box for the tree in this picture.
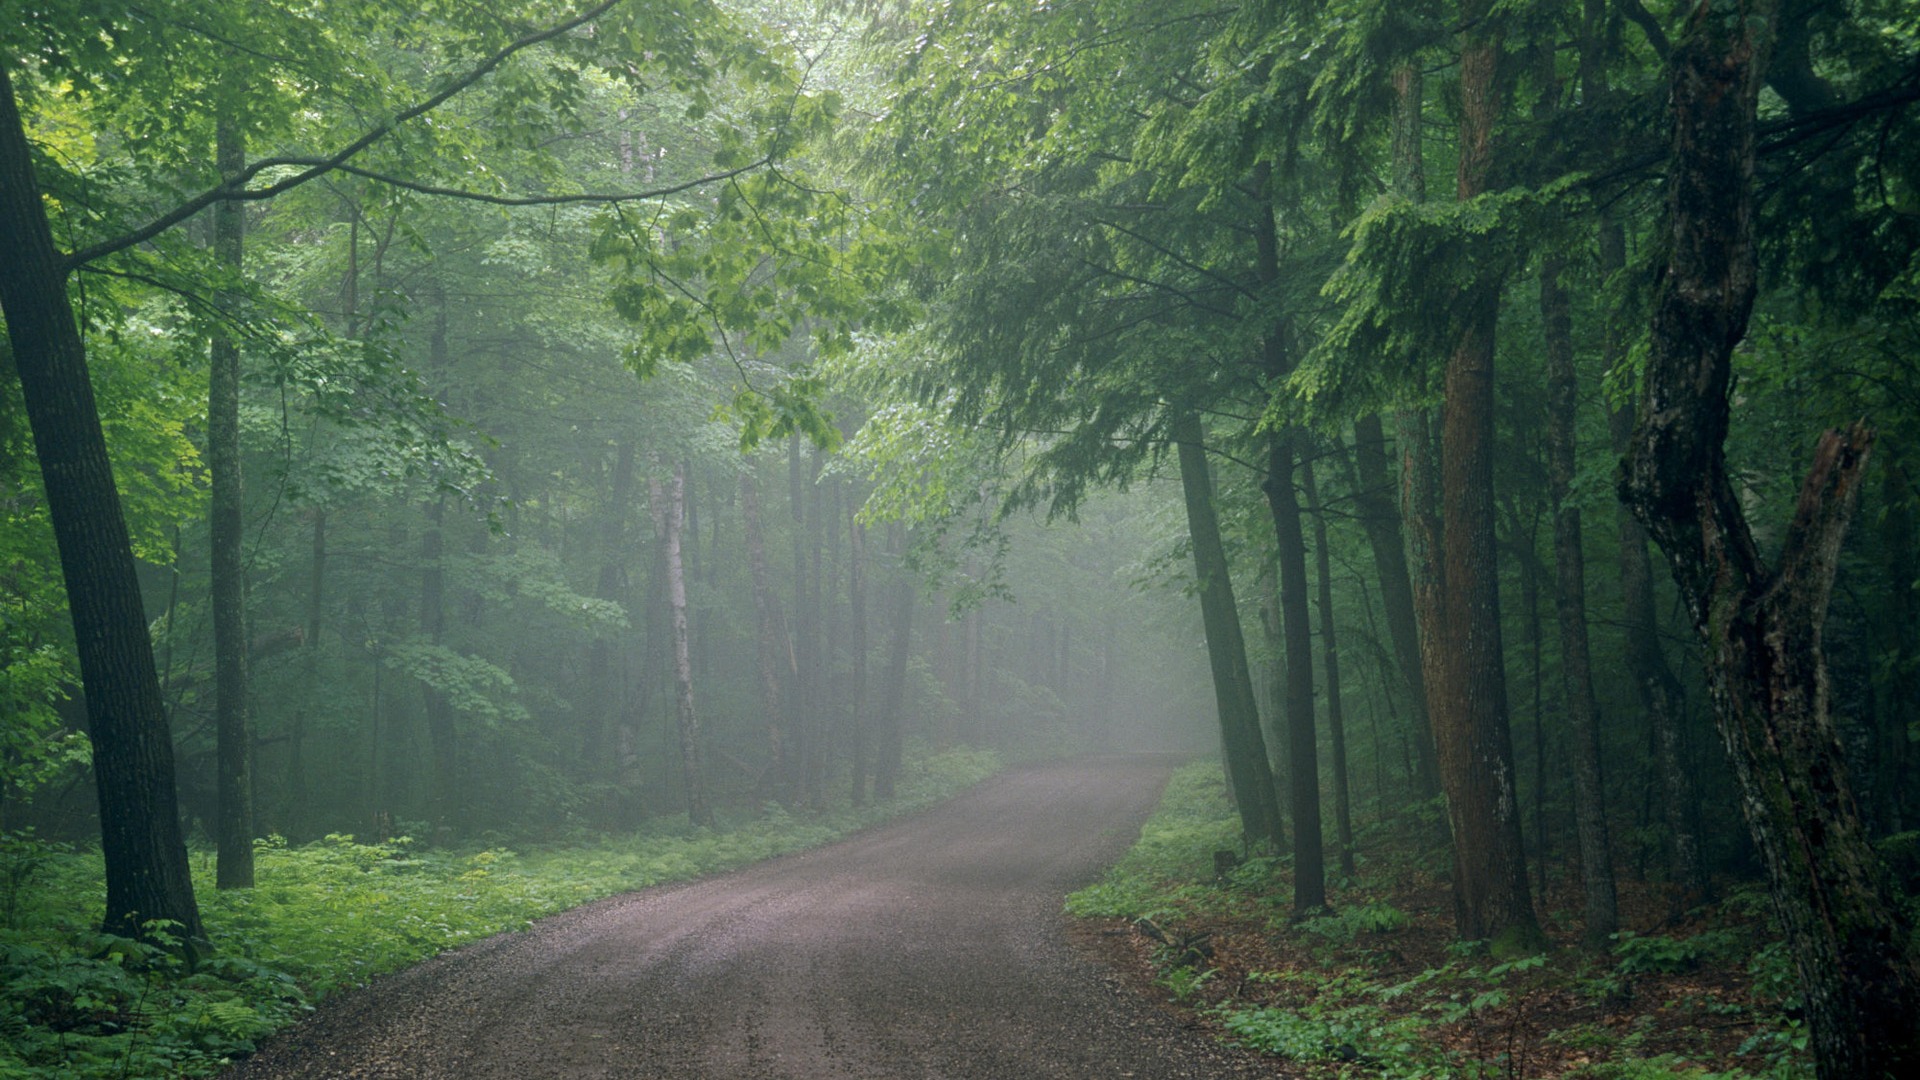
[1620,0,1920,1073]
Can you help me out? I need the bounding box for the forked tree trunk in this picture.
[210,112,254,890]
[1171,409,1284,850]
[665,461,713,828]
[1621,3,1920,1074]
[0,66,202,942]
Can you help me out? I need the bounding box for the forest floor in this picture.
[218,755,1278,1079]
[1065,763,1807,1080]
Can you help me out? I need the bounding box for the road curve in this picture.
[222,755,1274,1079]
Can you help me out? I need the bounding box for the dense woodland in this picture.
[3,0,1919,1077]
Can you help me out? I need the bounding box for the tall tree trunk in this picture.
[1171,409,1284,850]
[786,434,810,804]
[1437,3,1541,948]
[1304,454,1355,878]
[1389,63,1455,860]
[665,460,713,827]
[0,66,202,942]
[875,525,913,800]
[1255,166,1325,915]
[740,464,789,792]
[1622,4,1920,1074]
[210,112,253,890]
[1540,256,1618,946]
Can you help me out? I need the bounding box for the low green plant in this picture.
[1157,963,1215,1003]
[1298,901,1411,944]
[1612,929,1744,977]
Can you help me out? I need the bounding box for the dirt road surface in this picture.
[221,756,1276,1079]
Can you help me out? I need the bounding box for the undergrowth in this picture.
[1065,761,1811,1080]
[0,745,998,1079]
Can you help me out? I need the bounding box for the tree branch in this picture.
[63,0,626,272]
[268,156,774,207]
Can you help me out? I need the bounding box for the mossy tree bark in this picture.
[1621,2,1920,1074]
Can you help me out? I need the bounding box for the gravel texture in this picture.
[220,755,1278,1079]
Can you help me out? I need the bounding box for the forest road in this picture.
[219,755,1278,1079]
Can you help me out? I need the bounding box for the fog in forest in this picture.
[6,0,1920,1076]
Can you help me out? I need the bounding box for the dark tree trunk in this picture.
[210,113,253,890]
[786,434,811,804]
[1436,4,1541,948]
[1540,257,1618,946]
[665,461,713,828]
[1606,261,1710,913]
[1621,4,1920,1074]
[1254,167,1325,914]
[1304,454,1355,878]
[0,66,202,942]
[1171,409,1284,850]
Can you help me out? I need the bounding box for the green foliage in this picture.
[1298,900,1411,944]
[1611,929,1745,977]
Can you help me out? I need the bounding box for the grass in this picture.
[1064,761,1812,1080]
[0,745,999,1079]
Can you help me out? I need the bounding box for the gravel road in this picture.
[221,755,1276,1079]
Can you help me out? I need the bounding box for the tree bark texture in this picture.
[1620,0,1920,1068]
[1540,257,1617,945]
[1171,409,1283,850]
[584,441,635,774]
[0,65,202,941]
[1304,455,1356,878]
[1622,3,1920,1074]
[665,461,713,828]
[211,112,254,890]
[1436,5,1540,947]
